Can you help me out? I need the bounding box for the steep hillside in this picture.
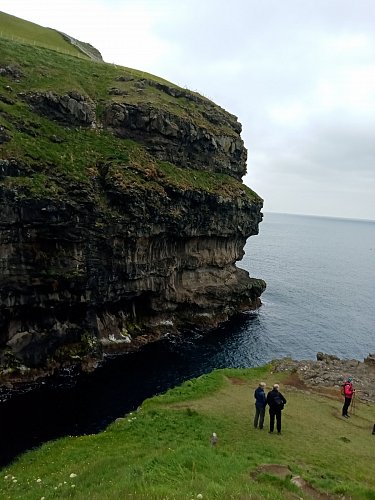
[0,11,100,60]
[0,24,265,388]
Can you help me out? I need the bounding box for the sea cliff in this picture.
[0,31,265,388]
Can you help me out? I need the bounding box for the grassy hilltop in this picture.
[0,11,90,59]
[0,24,258,205]
[1,365,375,499]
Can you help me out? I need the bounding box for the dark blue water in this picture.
[1,212,374,465]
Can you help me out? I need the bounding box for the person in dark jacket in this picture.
[254,382,267,429]
[266,383,287,434]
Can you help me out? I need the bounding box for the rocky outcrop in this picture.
[21,91,96,126]
[0,125,11,144]
[58,32,103,61]
[0,65,23,80]
[103,102,246,179]
[0,40,265,389]
[273,353,375,402]
[20,87,247,179]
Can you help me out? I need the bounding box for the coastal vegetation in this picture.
[0,34,259,203]
[1,364,375,499]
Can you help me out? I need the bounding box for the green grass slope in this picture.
[0,35,260,204]
[0,11,89,59]
[1,366,374,499]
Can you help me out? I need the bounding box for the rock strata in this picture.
[103,102,247,179]
[22,91,96,126]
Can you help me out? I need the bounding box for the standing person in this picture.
[341,377,355,418]
[254,382,267,429]
[266,383,287,434]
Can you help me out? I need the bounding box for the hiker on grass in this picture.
[341,377,355,418]
[266,384,287,434]
[254,382,267,429]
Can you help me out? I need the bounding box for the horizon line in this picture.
[263,210,375,224]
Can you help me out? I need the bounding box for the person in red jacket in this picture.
[342,377,355,418]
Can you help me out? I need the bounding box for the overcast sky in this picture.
[2,0,375,220]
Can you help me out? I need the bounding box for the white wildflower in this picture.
[197,494,203,499]
[69,473,77,478]
[71,484,76,488]
[13,479,17,483]
[36,478,42,483]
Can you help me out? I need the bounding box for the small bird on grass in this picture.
[210,432,218,446]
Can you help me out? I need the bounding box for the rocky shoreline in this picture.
[272,352,375,402]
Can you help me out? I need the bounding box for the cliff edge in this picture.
[0,31,265,387]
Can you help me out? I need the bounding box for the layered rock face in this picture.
[0,47,265,385]
[0,158,264,375]
[102,89,247,180]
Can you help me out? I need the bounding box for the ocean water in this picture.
[2,211,375,465]
[240,212,375,362]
